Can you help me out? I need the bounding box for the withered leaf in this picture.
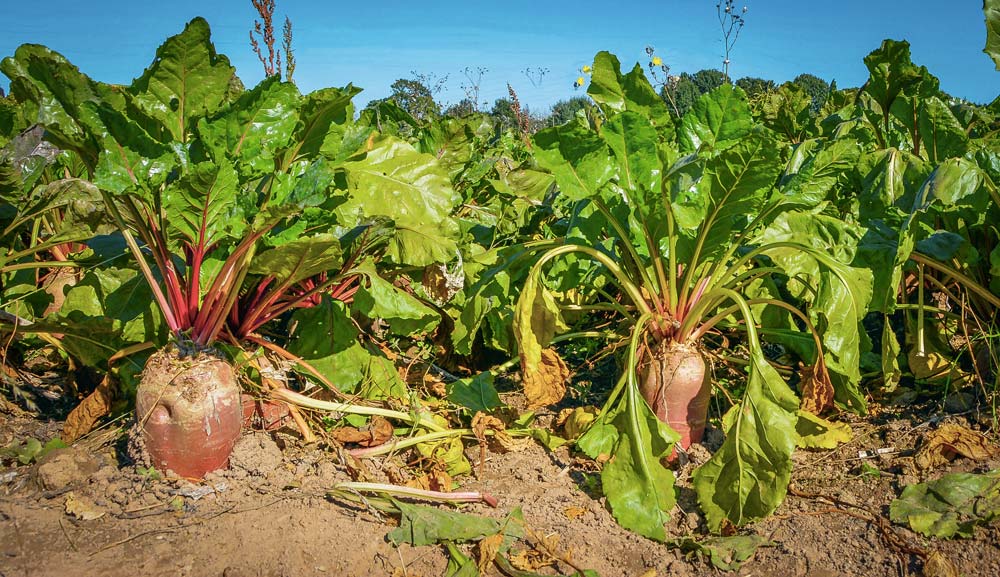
[476,533,504,573]
[923,550,960,577]
[65,492,105,521]
[62,375,115,443]
[915,424,996,470]
[521,348,569,408]
[329,416,394,447]
[799,357,834,415]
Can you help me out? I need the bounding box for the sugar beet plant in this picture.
[516,52,874,537]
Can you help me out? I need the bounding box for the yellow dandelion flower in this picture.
[582,65,592,74]
[652,56,663,67]
[576,76,585,87]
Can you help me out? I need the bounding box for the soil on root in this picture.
[2,401,999,577]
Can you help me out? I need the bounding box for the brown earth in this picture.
[2,398,999,577]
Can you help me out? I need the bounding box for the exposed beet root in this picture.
[134,346,242,479]
[639,341,710,449]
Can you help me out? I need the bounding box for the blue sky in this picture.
[1,1,998,112]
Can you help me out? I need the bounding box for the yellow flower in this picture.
[582,65,592,74]
[651,56,663,67]
[576,76,585,87]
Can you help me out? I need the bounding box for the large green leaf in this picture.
[986,0,1000,70]
[890,470,1000,538]
[577,373,679,541]
[678,134,785,265]
[247,233,343,285]
[338,137,460,266]
[758,211,874,410]
[197,76,300,175]
[603,111,661,196]
[587,52,672,129]
[678,84,752,153]
[161,160,245,248]
[0,45,122,165]
[50,266,163,367]
[281,85,364,165]
[779,137,862,207]
[129,17,237,143]
[862,40,924,119]
[533,122,615,202]
[693,351,799,531]
[917,97,969,163]
[91,102,176,194]
[286,296,368,392]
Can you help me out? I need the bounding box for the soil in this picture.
[2,396,1000,577]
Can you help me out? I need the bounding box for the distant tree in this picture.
[547,96,590,126]
[387,78,441,120]
[792,73,830,112]
[445,98,477,118]
[735,77,776,100]
[690,69,727,94]
[662,73,699,117]
[490,97,518,130]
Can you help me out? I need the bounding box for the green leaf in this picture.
[678,84,752,153]
[985,0,1000,70]
[577,372,679,542]
[248,234,343,286]
[352,261,439,336]
[587,52,672,129]
[0,44,122,164]
[779,137,862,207]
[197,76,300,175]
[758,211,874,411]
[889,470,1000,538]
[129,17,237,143]
[917,97,969,163]
[694,351,799,531]
[286,296,367,391]
[161,160,245,248]
[282,85,363,165]
[862,40,924,118]
[603,111,661,196]
[795,411,852,449]
[339,137,460,266]
[448,371,503,413]
[533,122,615,202]
[388,500,502,547]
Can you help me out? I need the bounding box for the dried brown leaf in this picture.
[563,506,587,520]
[406,469,453,493]
[915,424,996,470]
[521,348,569,409]
[477,533,504,573]
[799,357,834,415]
[923,550,960,577]
[508,548,554,571]
[62,375,115,443]
[472,412,530,453]
[328,416,394,447]
[64,492,105,521]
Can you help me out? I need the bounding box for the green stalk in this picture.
[348,429,471,458]
[535,244,653,319]
[271,388,446,432]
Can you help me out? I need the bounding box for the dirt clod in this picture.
[36,446,103,491]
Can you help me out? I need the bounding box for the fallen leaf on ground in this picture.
[914,424,996,470]
[64,492,105,520]
[795,410,852,449]
[472,412,531,453]
[521,348,569,408]
[563,506,587,520]
[476,533,504,573]
[508,548,555,571]
[406,469,453,493]
[923,550,960,577]
[329,416,394,447]
[889,470,1000,538]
